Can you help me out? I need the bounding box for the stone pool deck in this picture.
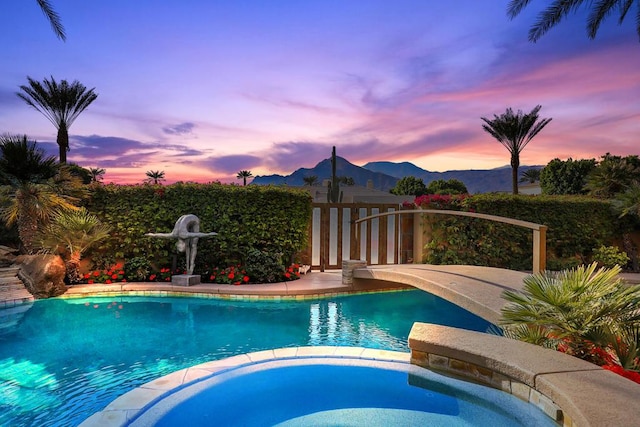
[27,265,640,426]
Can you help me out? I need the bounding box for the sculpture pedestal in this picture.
[171,274,201,286]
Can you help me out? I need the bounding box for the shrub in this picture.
[83,183,312,273]
[244,249,285,283]
[415,193,620,270]
[124,256,152,281]
[501,263,640,382]
[592,245,630,269]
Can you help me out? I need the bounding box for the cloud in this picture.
[162,122,196,135]
[201,154,263,174]
[68,134,205,168]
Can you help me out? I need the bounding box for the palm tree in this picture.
[501,263,640,369]
[17,76,98,163]
[303,175,319,186]
[519,168,541,183]
[507,0,640,42]
[35,0,66,41]
[481,105,552,194]
[587,154,640,199]
[236,170,253,186]
[0,135,82,252]
[145,170,165,184]
[38,208,111,283]
[0,134,58,184]
[89,167,106,182]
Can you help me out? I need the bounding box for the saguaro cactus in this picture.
[327,146,343,203]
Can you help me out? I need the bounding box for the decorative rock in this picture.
[15,254,67,298]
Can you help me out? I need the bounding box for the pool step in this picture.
[0,266,34,308]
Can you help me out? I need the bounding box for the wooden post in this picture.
[413,212,423,264]
[532,226,547,274]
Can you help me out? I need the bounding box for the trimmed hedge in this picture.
[418,194,621,270]
[84,183,312,273]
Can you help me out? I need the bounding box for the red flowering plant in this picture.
[200,256,302,285]
[148,267,173,282]
[81,263,126,284]
[203,265,249,285]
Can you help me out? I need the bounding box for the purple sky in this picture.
[1,1,638,184]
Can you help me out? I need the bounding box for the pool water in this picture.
[134,359,555,427]
[0,290,494,426]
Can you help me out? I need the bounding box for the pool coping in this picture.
[79,347,411,427]
[409,323,640,427]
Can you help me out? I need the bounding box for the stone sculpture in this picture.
[146,214,217,278]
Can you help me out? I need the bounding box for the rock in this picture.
[14,254,67,299]
[0,245,19,268]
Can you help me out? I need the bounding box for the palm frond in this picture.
[37,0,66,41]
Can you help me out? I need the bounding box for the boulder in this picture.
[0,245,19,268]
[15,254,67,298]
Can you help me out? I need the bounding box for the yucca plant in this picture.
[38,208,111,283]
[501,263,640,369]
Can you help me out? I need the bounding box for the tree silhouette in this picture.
[145,170,165,184]
[89,167,106,182]
[303,175,319,186]
[236,170,253,186]
[481,105,551,195]
[519,169,541,184]
[507,0,640,42]
[17,76,98,163]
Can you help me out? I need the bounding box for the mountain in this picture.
[253,156,399,190]
[363,161,542,194]
[252,157,542,194]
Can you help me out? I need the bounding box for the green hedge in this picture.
[417,194,621,270]
[84,183,312,272]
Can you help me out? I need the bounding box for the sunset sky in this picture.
[1,1,638,184]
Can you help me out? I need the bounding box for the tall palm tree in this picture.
[236,170,253,186]
[35,0,66,41]
[302,175,319,186]
[0,135,82,252]
[507,0,640,42]
[89,167,106,182]
[145,170,165,184]
[481,105,552,194]
[17,76,98,163]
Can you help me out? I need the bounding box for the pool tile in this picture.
[333,347,366,357]
[105,387,166,411]
[273,347,298,358]
[296,346,337,356]
[183,367,218,383]
[247,349,276,362]
[196,353,252,371]
[361,348,410,362]
[142,369,188,390]
[80,409,129,427]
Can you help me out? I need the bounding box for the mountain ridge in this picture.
[252,157,542,193]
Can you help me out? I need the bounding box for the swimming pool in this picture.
[0,290,494,426]
[127,356,556,427]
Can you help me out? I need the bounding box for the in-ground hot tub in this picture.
[125,354,557,427]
